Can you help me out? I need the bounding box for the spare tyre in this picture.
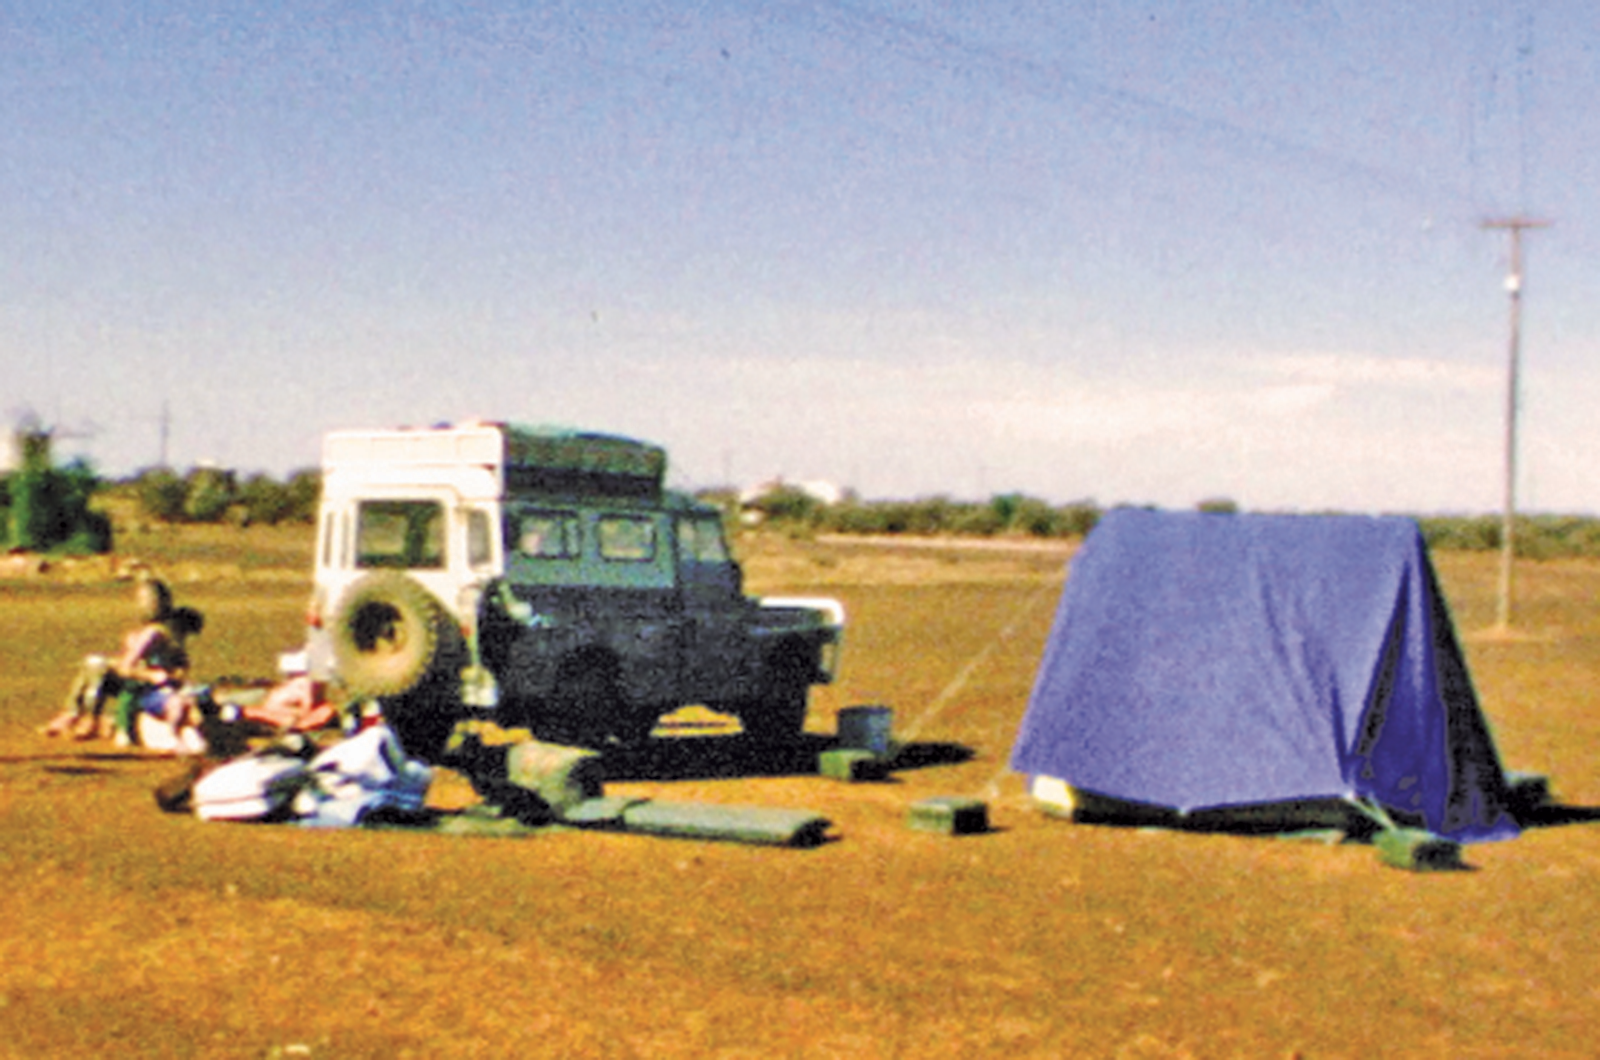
[332,573,463,699]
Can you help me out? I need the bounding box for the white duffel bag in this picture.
[192,754,309,822]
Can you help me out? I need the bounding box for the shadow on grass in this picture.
[1515,803,1600,829]
[40,764,118,776]
[0,751,151,768]
[1063,800,1386,840]
[596,734,974,783]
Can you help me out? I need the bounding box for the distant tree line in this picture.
[723,485,1600,559]
[723,485,1105,540]
[18,453,1600,560]
[127,466,321,526]
[1415,513,1600,560]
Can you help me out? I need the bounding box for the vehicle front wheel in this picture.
[538,656,623,748]
[738,672,810,746]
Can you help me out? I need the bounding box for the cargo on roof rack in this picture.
[322,422,665,501]
[502,427,664,501]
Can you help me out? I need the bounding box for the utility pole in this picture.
[159,400,171,469]
[1482,217,1550,632]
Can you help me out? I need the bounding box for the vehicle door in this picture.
[348,493,464,611]
[675,513,760,702]
[496,505,683,705]
[591,510,683,705]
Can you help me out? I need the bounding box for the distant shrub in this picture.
[826,501,890,535]
[237,473,293,526]
[284,469,321,523]
[135,468,189,523]
[949,504,1006,537]
[1008,496,1063,537]
[751,484,825,528]
[1,453,111,554]
[1057,500,1101,538]
[183,467,237,523]
[1418,516,1498,553]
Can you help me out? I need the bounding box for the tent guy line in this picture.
[897,579,1058,743]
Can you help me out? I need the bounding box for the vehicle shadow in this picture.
[597,734,975,783]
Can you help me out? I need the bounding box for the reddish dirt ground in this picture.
[2,527,1599,1058]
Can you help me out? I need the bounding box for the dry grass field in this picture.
[3,525,1600,1058]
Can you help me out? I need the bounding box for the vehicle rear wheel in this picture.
[381,684,461,763]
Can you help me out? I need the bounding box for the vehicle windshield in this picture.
[678,515,731,565]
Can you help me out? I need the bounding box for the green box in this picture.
[1374,828,1463,871]
[908,796,989,836]
[819,748,888,782]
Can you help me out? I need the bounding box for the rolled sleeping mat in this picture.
[619,801,831,847]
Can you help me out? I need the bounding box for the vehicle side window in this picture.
[598,515,656,562]
[356,500,446,569]
[678,516,730,564]
[467,509,494,569]
[513,510,581,559]
[320,512,336,568]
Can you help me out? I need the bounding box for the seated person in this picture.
[119,604,207,751]
[42,578,185,742]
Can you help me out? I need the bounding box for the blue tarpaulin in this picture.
[1009,510,1519,842]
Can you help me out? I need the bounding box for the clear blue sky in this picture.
[6,1,1597,513]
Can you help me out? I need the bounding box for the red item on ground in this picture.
[239,676,336,732]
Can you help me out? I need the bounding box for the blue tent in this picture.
[1009,510,1519,842]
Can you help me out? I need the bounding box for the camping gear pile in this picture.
[186,725,432,827]
[1010,510,1531,864]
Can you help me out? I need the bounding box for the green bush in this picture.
[183,467,236,523]
[1057,501,1101,538]
[237,473,293,526]
[948,504,1006,537]
[7,467,54,550]
[1009,496,1063,537]
[826,501,890,535]
[284,469,321,524]
[1,455,111,554]
[136,468,189,522]
[751,484,825,528]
